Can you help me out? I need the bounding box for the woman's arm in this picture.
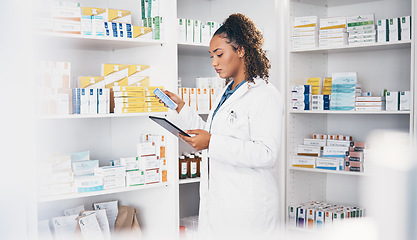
[208,92,284,168]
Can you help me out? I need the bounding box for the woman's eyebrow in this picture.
[209,48,222,54]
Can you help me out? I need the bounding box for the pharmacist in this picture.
[163,14,283,238]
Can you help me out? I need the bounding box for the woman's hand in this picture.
[156,90,185,114]
[179,129,211,151]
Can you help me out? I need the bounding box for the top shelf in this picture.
[291,0,383,7]
[290,40,411,54]
[35,32,164,51]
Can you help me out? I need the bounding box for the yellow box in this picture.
[114,102,164,109]
[81,7,106,16]
[107,9,131,23]
[113,86,146,92]
[101,64,129,77]
[312,86,321,95]
[79,76,105,88]
[105,77,128,89]
[145,91,156,97]
[133,26,152,38]
[128,76,150,87]
[324,77,332,87]
[114,91,146,98]
[145,97,159,102]
[114,97,147,103]
[307,78,321,87]
[114,107,167,114]
[128,65,150,76]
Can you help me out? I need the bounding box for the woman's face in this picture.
[209,35,244,79]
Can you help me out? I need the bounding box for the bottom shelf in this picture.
[179,178,201,184]
[38,182,168,203]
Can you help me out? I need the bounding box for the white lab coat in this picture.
[169,77,284,239]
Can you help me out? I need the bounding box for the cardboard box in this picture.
[92,15,104,36]
[88,88,98,114]
[292,156,316,168]
[401,16,411,41]
[74,176,103,193]
[316,157,340,171]
[72,160,99,176]
[81,15,92,36]
[54,19,81,34]
[377,19,389,42]
[389,18,400,42]
[303,138,326,147]
[80,88,89,114]
[322,146,348,158]
[400,91,410,111]
[320,17,347,30]
[126,170,145,186]
[145,169,160,184]
[194,20,201,43]
[386,91,399,111]
[293,16,318,28]
[288,206,299,227]
[297,207,307,228]
[186,19,193,43]
[297,145,321,157]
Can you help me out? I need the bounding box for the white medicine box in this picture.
[386,91,399,111]
[399,91,410,111]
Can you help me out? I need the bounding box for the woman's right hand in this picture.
[157,90,185,114]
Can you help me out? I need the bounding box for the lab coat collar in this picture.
[216,77,266,113]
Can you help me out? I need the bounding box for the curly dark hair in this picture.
[214,13,270,83]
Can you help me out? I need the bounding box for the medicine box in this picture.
[145,169,160,184]
[288,206,299,227]
[377,19,389,42]
[74,176,103,193]
[319,17,347,30]
[293,16,318,28]
[72,160,99,176]
[126,170,145,186]
[297,207,307,228]
[303,138,326,147]
[386,91,399,111]
[292,156,316,168]
[389,18,401,42]
[322,146,348,158]
[297,145,321,157]
[401,16,411,41]
[399,91,410,111]
[186,19,193,43]
[316,157,339,171]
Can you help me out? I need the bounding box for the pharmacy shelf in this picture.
[290,40,411,54]
[177,42,210,56]
[289,167,367,176]
[38,182,168,203]
[290,110,411,115]
[179,178,201,185]
[292,0,381,7]
[35,32,164,51]
[37,112,169,120]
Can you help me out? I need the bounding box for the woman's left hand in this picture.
[179,129,211,151]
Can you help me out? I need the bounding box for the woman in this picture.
[162,14,283,238]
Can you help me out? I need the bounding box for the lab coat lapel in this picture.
[216,78,264,113]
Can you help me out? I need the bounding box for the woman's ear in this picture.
[237,46,245,58]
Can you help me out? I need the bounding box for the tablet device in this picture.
[149,116,191,137]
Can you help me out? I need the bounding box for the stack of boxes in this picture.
[355,96,383,111]
[306,78,330,111]
[72,153,102,193]
[139,0,163,40]
[36,61,72,116]
[288,202,365,229]
[177,19,220,44]
[49,2,82,35]
[72,88,110,114]
[292,134,366,172]
[112,86,167,114]
[347,14,376,45]
[137,141,160,184]
[377,16,411,43]
[94,166,126,190]
[330,72,357,111]
[292,85,312,111]
[319,17,348,47]
[37,153,77,197]
[112,157,144,186]
[292,16,319,49]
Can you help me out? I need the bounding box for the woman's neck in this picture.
[231,72,246,90]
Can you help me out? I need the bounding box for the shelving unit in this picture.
[283,0,415,230]
[34,1,180,240]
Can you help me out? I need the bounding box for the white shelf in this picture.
[38,182,168,203]
[197,111,210,115]
[179,178,201,185]
[290,110,411,115]
[289,167,367,176]
[291,40,411,54]
[37,112,168,120]
[178,42,210,56]
[292,0,382,7]
[35,32,164,51]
